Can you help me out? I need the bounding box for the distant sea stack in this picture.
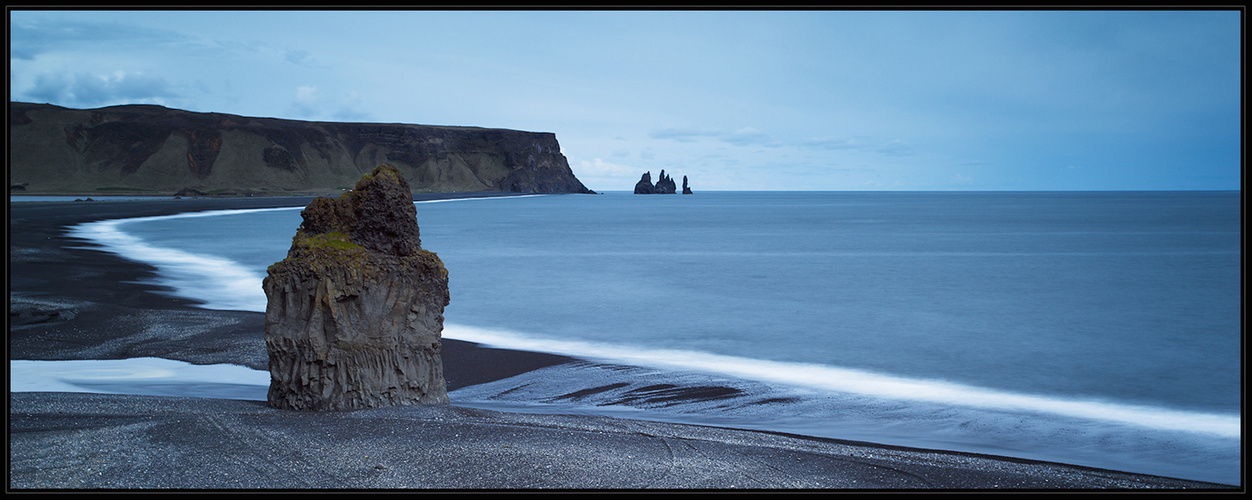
[633,169,680,194]
[634,171,656,194]
[263,164,450,411]
[8,101,595,196]
[682,175,693,194]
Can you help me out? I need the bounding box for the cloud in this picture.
[800,136,914,157]
[651,126,779,147]
[330,91,372,122]
[285,49,313,66]
[800,136,870,150]
[288,86,373,122]
[22,71,179,108]
[288,85,321,117]
[876,140,914,157]
[571,157,638,177]
[650,126,721,143]
[8,17,189,61]
[295,85,320,101]
[569,157,646,191]
[720,127,780,147]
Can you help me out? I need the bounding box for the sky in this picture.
[7,8,1243,191]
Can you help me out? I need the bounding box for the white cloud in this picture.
[288,85,372,122]
[331,90,371,122]
[8,16,189,61]
[876,140,915,157]
[649,126,721,143]
[571,157,638,177]
[20,71,179,108]
[720,127,780,147]
[295,85,319,102]
[801,136,870,150]
[288,85,321,118]
[567,157,648,191]
[285,49,314,66]
[651,126,780,148]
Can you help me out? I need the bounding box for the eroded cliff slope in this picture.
[9,102,593,195]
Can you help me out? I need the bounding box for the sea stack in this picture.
[654,170,677,194]
[682,175,693,194]
[262,164,451,410]
[634,171,656,194]
[634,170,679,194]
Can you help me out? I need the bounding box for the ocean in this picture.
[19,191,1242,485]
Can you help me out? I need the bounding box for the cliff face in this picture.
[263,165,450,410]
[8,102,594,195]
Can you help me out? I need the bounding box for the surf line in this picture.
[67,211,288,312]
[66,204,1242,440]
[444,324,1243,439]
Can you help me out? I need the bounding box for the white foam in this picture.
[68,207,301,312]
[449,360,1243,486]
[62,198,540,311]
[443,324,1242,439]
[9,358,269,400]
[68,204,1242,440]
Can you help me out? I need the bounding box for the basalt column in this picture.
[263,164,450,410]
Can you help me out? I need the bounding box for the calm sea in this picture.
[62,191,1242,484]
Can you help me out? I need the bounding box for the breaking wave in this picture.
[444,324,1240,439]
[66,207,1241,439]
[67,208,298,312]
[52,197,1242,485]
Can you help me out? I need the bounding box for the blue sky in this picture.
[8,9,1243,191]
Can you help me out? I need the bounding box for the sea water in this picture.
[33,191,1243,484]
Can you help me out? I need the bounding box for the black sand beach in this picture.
[7,197,1238,490]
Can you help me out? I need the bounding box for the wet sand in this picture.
[7,196,1237,490]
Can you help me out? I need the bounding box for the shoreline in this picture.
[7,196,1238,490]
[8,194,576,388]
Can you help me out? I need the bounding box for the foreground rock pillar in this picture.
[263,164,450,410]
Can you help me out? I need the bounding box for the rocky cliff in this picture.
[263,164,450,410]
[8,102,594,196]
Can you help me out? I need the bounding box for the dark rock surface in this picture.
[654,170,677,194]
[9,101,595,196]
[633,169,679,194]
[633,171,655,194]
[262,165,451,410]
[682,175,693,194]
